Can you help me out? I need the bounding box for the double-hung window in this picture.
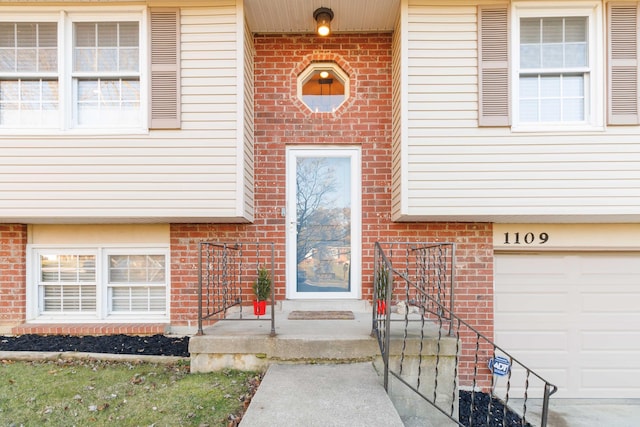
[0,22,59,128]
[107,251,167,314]
[512,3,603,130]
[32,246,169,322]
[73,21,141,128]
[0,9,145,131]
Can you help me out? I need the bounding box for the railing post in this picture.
[541,383,556,427]
[371,244,379,337]
[270,242,276,337]
[383,262,392,391]
[449,243,456,337]
[197,242,204,335]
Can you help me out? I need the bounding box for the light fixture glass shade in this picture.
[314,7,334,36]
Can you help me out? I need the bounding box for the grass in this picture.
[0,358,260,426]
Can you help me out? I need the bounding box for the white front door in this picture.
[286,147,361,299]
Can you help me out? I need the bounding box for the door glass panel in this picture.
[296,156,351,292]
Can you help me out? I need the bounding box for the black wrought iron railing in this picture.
[197,242,275,336]
[372,242,558,427]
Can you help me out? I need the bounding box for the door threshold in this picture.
[279,299,371,313]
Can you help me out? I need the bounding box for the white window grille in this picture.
[512,2,603,131]
[0,22,59,128]
[0,9,145,131]
[32,247,169,322]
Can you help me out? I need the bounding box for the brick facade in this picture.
[170,33,494,341]
[0,34,494,345]
[0,224,27,330]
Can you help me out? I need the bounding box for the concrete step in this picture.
[191,311,459,425]
[239,363,405,427]
[190,311,378,371]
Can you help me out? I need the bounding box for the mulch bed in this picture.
[459,390,532,427]
[0,334,189,357]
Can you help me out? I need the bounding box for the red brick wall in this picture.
[0,34,494,352]
[0,33,494,387]
[0,224,27,329]
[170,33,494,343]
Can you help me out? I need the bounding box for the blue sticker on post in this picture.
[488,356,511,377]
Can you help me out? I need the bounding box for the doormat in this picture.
[288,310,355,320]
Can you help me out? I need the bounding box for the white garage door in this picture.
[495,252,640,398]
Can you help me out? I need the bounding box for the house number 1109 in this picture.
[503,232,549,245]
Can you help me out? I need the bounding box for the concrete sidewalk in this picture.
[239,363,405,427]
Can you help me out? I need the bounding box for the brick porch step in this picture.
[11,323,168,336]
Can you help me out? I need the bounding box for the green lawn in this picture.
[0,359,259,426]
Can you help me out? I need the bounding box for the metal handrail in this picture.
[372,242,558,427]
[197,241,275,336]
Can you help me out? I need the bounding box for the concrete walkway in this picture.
[239,363,405,427]
[536,398,640,427]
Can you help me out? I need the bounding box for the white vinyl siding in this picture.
[241,15,255,220]
[399,131,640,222]
[391,9,405,221]
[393,1,640,222]
[406,2,478,129]
[0,4,252,223]
[181,4,238,130]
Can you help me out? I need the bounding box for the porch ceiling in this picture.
[244,0,399,34]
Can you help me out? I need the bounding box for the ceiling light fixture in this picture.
[314,7,334,37]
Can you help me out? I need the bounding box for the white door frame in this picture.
[285,146,362,299]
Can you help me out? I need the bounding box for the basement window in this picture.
[298,62,349,113]
[29,246,169,322]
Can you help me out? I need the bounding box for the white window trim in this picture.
[285,146,362,300]
[0,6,148,135]
[27,244,170,323]
[511,1,604,132]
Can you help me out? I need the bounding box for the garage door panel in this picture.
[495,314,569,330]
[580,350,640,371]
[496,292,569,312]
[582,293,640,312]
[579,255,640,275]
[582,369,640,392]
[495,252,640,399]
[498,255,568,272]
[581,332,640,351]
[579,314,640,331]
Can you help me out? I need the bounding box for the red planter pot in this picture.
[253,300,267,316]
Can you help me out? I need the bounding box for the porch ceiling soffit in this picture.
[0,0,399,33]
[244,0,399,34]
